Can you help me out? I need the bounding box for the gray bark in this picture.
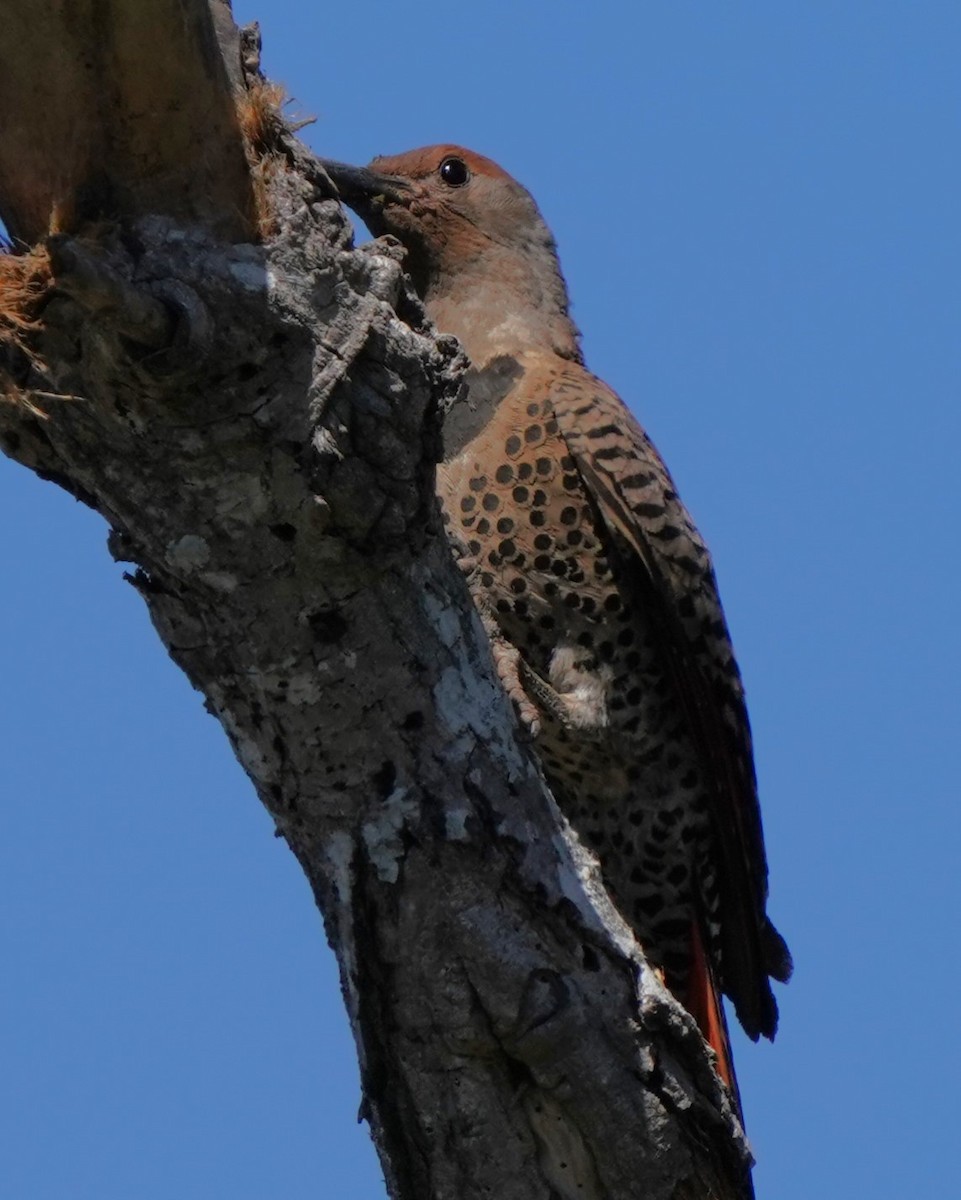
[0,3,755,1196]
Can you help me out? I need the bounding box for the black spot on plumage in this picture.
[621,471,655,489]
[505,435,522,456]
[530,511,546,527]
[524,424,543,443]
[497,517,514,534]
[482,493,499,512]
[512,486,529,504]
[460,496,476,513]
[495,464,513,484]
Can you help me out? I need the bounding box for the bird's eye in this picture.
[439,156,470,187]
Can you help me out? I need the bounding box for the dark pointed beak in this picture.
[319,159,410,207]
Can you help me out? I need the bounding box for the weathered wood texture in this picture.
[0,0,253,243]
[0,3,756,1197]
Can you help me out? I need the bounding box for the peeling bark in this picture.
[0,3,756,1197]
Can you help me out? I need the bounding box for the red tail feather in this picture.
[686,917,741,1112]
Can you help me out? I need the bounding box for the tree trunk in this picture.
[0,3,755,1196]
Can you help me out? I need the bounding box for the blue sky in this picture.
[2,3,959,1196]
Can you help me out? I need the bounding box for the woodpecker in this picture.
[322,145,791,1099]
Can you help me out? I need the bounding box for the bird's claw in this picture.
[517,659,580,732]
[484,624,542,737]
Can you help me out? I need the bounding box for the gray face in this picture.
[321,150,560,298]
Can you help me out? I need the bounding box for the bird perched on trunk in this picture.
[321,145,791,1100]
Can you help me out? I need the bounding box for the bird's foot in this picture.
[482,621,542,737]
[518,659,583,732]
[494,644,542,737]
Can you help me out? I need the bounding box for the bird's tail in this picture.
[686,916,742,1117]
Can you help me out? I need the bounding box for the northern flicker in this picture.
[322,145,791,1096]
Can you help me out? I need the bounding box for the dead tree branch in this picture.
[0,3,754,1196]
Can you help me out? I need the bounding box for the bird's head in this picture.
[322,145,582,365]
